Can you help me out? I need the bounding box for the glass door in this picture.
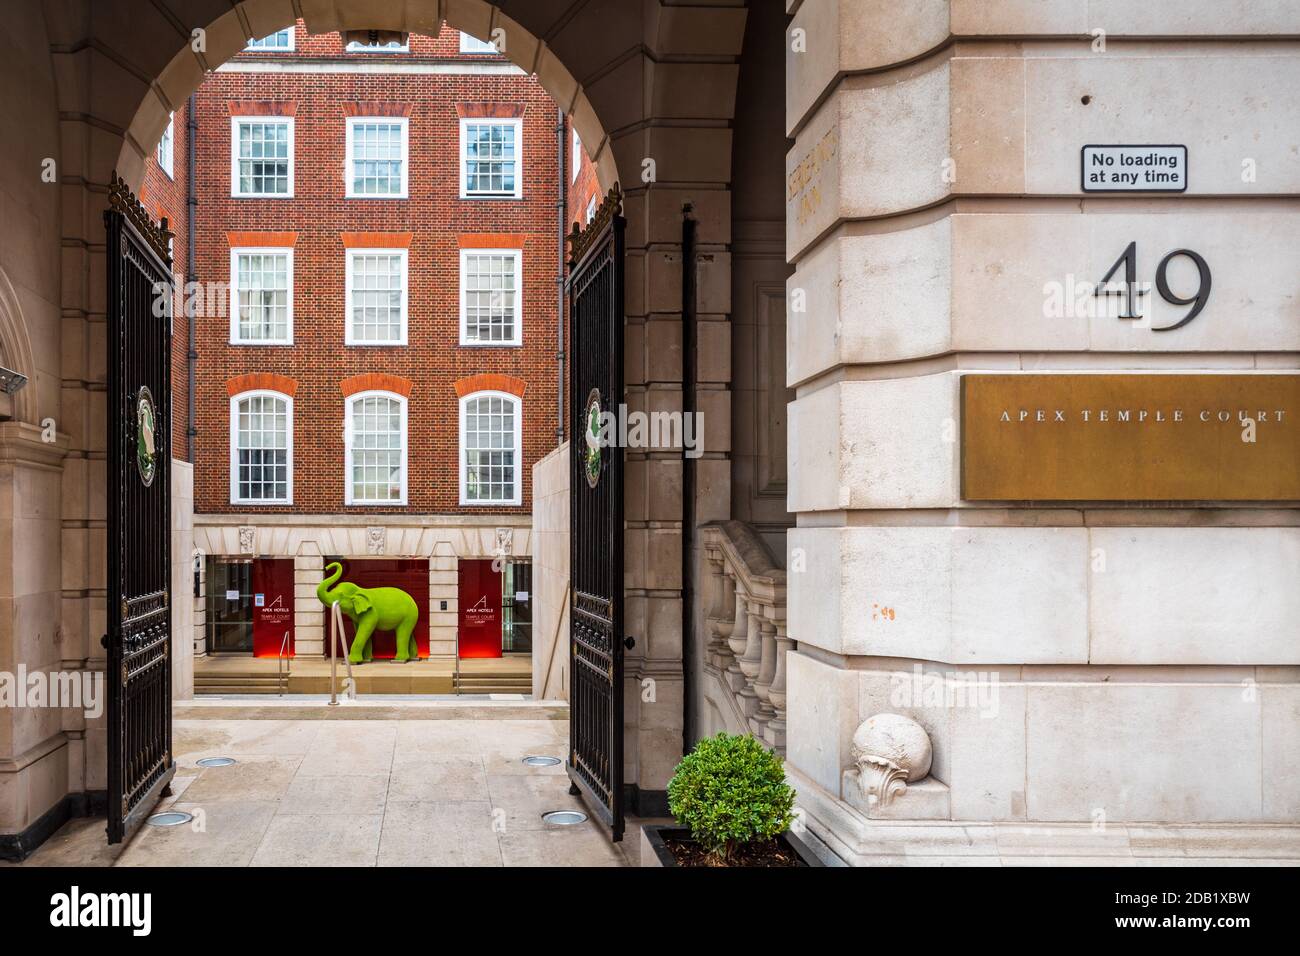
[502,560,532,653]
[206,557,254,653]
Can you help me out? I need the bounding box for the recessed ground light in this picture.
[146,811,193,827]
[522,755,562,767]
[542,809,588,826]
[196,756,237,768]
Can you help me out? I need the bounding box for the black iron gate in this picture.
[105,175,176,844]
[567,186,627,840]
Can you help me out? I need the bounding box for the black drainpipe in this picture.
[681,209,697,754]
[555,109,567,445]
[185,93,198,462]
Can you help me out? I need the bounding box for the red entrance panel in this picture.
[251,558,295,658]
[457,559,502,659]
[323,558,430,660]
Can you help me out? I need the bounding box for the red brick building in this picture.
[138,100,191,462]
[143,22,582,664]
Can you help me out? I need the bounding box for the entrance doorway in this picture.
[205,557,253,653]
[456,557,533,659]
[205,557,295,656]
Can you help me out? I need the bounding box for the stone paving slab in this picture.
[7,709,629,868]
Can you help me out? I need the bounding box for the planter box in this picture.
[640,824,824,867]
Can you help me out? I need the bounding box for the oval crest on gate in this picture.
[136,386,157,487]
[583,388,603,489]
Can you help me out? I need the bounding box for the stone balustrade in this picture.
[700,521,792,751]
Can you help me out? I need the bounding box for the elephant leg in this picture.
[349,618,376,664]
[394,619,417,662]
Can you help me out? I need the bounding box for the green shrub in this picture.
[667,732,796,862]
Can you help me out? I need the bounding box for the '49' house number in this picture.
[1095,241,1211,331]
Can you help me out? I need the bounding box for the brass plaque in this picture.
[961,374,1300,501]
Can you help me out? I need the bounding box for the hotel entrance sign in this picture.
[1082,145,1188,192]
[961,374,1300,501]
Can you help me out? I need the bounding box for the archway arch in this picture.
[0,265,37,425]
[45,0,750,827]
[107,0,620,195]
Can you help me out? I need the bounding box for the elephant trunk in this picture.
[317,561,344,607]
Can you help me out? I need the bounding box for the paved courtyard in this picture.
[14,707,646,867]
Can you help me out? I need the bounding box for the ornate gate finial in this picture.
[567,183,623,265]
[107,172,174,265]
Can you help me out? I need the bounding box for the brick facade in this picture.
[138,102,190,462]
[566,116,603,236]
[146,21,574,515]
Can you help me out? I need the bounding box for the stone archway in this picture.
[42,0,749,825]
[112,0,621,196]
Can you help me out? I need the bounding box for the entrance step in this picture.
[175,698,568,721]
[195,674,284,695]
[194,655,532,696]
[453,673,533,695]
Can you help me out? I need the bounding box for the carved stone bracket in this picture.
[238,526,256,555]
[850,713,933,809]
[366,527,386,555]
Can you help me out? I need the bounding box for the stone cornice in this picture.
[0,422,70,468]
[194,513,532,529]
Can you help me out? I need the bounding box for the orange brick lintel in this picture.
[458,233,526,249]
[228,101,297,116]
[341,232,413,248]
[453,373,526,399]
[227,373,298,398]
[228,231,297,248]
[342,101,413,117]
[455,102,526,119]
[340,372,414,399]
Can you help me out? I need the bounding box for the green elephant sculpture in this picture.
[317,561,420,664]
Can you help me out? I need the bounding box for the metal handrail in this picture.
[328,601,357,706]
[276,629,291,697]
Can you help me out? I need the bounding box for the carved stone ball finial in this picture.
[850,713,932,808]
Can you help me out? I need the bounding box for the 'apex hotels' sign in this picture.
[1082,145,1187,192]
[961,374,1300,501]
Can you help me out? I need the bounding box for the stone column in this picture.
[192,548,206,659]
[428,542,458,660]
[293,551,324,658]
[0,424,71,849]
[169,460,194,699]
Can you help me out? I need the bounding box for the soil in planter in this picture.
[665,835,801,867]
